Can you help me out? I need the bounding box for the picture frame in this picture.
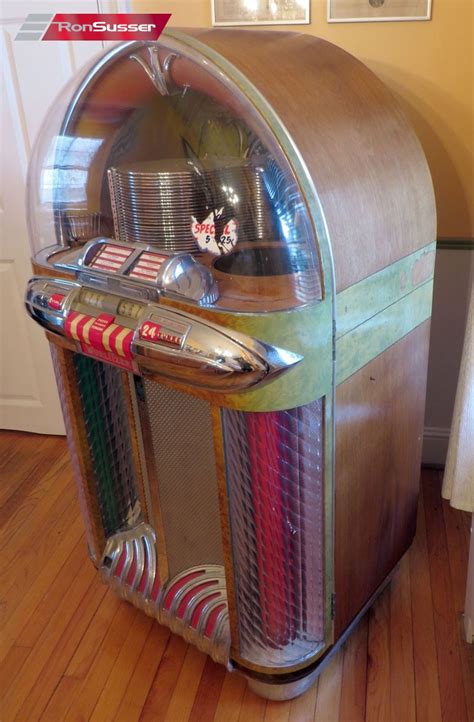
[212,0,310,27]
[327,0,432,23]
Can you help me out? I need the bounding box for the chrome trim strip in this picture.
[26,276,303,392]
[100,529,230,665]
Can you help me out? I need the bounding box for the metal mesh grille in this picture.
[222,400,325,667]
[73,355,142,537]
[142,380,224,577]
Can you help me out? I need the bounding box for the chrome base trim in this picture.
[100,524,231,666]
[247,670,319,701]
[242,561,399,699]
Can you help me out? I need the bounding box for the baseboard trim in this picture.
[436,238,474,251]
[422,426,450,466]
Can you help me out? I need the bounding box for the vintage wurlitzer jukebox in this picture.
[25,30,436,699]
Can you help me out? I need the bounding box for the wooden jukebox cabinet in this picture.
[25,31,436,698]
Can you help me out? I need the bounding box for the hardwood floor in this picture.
[1,430,472,722]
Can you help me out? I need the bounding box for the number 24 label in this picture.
[140,322,161,341]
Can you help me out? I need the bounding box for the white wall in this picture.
[423,246,473,465]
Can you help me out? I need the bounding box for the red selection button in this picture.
[48,293,65,311]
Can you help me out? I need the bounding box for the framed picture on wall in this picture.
[328,0,432,22]
[212,0,310,26]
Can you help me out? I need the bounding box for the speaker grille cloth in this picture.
[222,400,325,667]
[142,380,224,577]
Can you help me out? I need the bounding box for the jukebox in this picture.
[25,30,436,699]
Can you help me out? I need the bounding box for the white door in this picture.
[0,1,127,434]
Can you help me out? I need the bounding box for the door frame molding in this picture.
[98,0,133,12]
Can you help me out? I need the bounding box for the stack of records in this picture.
[108,159,205,251]
[202,158,276,243]
[107,157,277,252]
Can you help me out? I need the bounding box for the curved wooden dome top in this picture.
[181,29,436,292]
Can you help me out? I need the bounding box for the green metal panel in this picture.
[336,242,436,339]
[336,279,434,386]
[187,242,435,410]
[215,300,332,412]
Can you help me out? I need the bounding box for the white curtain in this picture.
[442,282,474,512]
[442,279,474,643]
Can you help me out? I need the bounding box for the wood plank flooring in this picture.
[1,430,472,722]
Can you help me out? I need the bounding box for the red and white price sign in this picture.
[139,321,162,342]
